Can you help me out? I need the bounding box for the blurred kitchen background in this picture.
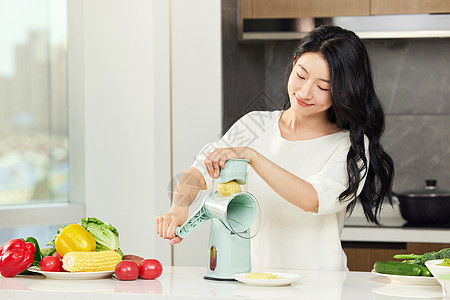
[0,0,449,269]
[222,0,450,194]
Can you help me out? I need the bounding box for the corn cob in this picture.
[62,250,122,272]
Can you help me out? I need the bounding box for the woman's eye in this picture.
[296,73,305,80]
[318,86,329,91]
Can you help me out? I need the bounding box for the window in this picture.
[0,0,83,236]
[0,0,68,207]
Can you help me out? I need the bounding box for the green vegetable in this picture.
[438,258,450,266]
[400,261,432,276]
[394,248,450,266]
[374,261,421,276]
[80,217,121,254]
[40,247,56,257]
[401,260,432,276]
[47,224,66,250]
[393,254,422,260]
[416,264,432,276]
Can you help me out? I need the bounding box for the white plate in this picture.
[27,266,114,280]
[371,270,439,285]
[233,272,304,287]
[372,283,442,298]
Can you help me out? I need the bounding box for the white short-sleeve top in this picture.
[192,110,369,271]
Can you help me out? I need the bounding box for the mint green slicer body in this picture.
[175,159,261,281]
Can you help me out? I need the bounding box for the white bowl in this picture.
[425,259,450,279]
[425,259,450,298]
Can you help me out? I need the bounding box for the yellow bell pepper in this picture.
[55,224,96,256]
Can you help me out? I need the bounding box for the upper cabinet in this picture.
[239,0,450,40]
[371,0,450,15]
[240,0,450,19]
[240,0,370,19]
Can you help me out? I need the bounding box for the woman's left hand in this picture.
[204,147,254,178]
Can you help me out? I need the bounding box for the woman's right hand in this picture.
[155,167,206,245]
[155,208,188,245]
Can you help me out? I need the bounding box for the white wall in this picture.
[68,0,172,265]
[68,0,222,267]
[171,0,222,267]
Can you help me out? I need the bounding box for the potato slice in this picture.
[217,180,241,196]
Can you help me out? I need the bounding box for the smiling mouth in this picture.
[296,96,313,107]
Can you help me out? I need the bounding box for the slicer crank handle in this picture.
[175,226,182,238]
[174,206,209,239]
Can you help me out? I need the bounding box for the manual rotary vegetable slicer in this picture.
[175,158,261,281]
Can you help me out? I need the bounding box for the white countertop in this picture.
[0,266,444,299]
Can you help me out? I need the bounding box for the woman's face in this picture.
[287,52,332,118]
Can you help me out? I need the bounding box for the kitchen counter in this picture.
[0,266,444,299]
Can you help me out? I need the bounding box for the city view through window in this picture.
[0,0,68,206]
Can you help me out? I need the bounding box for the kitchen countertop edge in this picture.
[342,225,450,243]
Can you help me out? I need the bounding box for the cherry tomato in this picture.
[39,256,61,272]
[52,252,66,271]
[115,260,139,281]
[139,259,163,280]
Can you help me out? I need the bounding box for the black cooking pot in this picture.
[395,179,450,224]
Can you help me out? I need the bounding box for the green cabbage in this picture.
[80,217,121,255]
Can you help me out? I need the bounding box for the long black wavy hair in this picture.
[283,25,394,224]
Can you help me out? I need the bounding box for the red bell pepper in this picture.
[0,239,35,277]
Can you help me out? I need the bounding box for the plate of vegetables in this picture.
[371,269,438,285]
[370,248,450,285]
[22,217,122,280]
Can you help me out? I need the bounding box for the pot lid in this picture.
[397,179,450,197]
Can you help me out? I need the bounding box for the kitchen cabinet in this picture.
[238,0,450,39]
[343,242,405,271]
[239,0,450,19]
[371,0,450,15]
[343,242,450,271]
[239,0,370,19]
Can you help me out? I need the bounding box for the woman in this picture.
[155,25,394,271]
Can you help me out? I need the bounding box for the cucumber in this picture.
[416,265,432,277]
[373,261,421,276]
[402,261,432,276]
